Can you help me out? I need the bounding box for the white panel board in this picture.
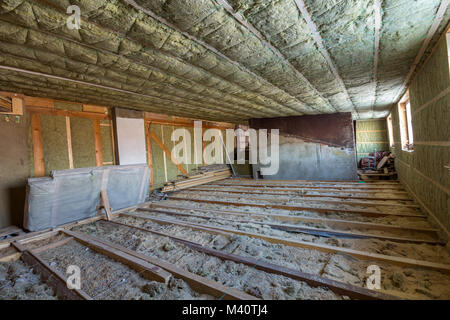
[116,117,147,165]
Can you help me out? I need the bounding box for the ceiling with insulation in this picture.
[0,0,448,123]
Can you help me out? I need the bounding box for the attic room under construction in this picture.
[0,0,449,304]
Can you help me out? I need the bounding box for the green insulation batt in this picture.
[355,119,389,162]
[162,124,179,182]
[150,123,167,189]
[391,36,450,234]
[100,120,114,164]
[0,0,448,121]
[54,101,82,112]
[70,117,96,169]
[148,124,226,189]
[40,114,69,176]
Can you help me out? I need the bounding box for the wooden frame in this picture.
[121,211,450,274]
[149,129,188,175]
[31,113,45,177]
[106,219,400,300]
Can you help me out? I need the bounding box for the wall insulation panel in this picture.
[41,114,69,175]
[355,119,389,163]
[391,36,450,235]
[70,117,96,169]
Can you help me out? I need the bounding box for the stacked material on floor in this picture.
[358,152,397,180]
[162,165,232,192]
[24,165,150,232]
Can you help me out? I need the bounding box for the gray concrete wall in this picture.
[264,135,358,180]
[250,113,358,181]
[0,113,29,228]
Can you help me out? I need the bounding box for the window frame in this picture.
[397,90,414,152]
[387,114,394,148]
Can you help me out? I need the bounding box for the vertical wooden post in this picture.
[100,190,113,221]
[202,123,206,165]
[65,116,74,169]
[31,114,45,177]
[110,120,116,165]
[145,122,154,191]
[93,119,103,167]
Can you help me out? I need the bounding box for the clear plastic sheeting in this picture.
[24,165,150,231]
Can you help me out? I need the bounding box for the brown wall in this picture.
[0,112,29,227]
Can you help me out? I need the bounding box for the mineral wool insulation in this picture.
[0,0,308,119]
[0,0,448,121]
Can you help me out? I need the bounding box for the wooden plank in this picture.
[149,202,439,236]
[63,230,171,284]
[138,208,440,244]
[66,229,257,300]
[210,183,409,195]
[122,212,450,274]
[93,119,103,167]
[0,205,134,246]
[213,182,405,192]
[100,190,113,221]
[184,189,419,208]
[193,185,413,201]
[0,95,12,111]
[0,252,21,262]
[10,97,24,115]
[27,106,110,120]
[110,120,116,165]
[83,104,108,114]
[12,242,91,300]
[167,196,426,218]
[218,183,403,191]
[31,113,45,177]
[145,122,154,190]
[149,129,188,175]
[65,117,74,169]
[377,156,389,170]
[108,219,401,300]
[33,237,74,254]
[24,96,54,108]
[162,172,232,192]
[229,178,400,185]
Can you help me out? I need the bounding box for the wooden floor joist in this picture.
[212,182,407,192]
[120,212,450,274]
[181,189,419,208]
[63,230,172,284]
[218,180,404,189]
[149,203,440,236]
[167,196,426,218]
[64,229,258,300]
[137,208,441,245]
[229,178,401,185]
[33,237,74,254]
[12,242,92,300]
[190,185,413,201]
[106,219,401,300]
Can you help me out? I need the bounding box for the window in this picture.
[398,90,414,151]
[387,114,394,147]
